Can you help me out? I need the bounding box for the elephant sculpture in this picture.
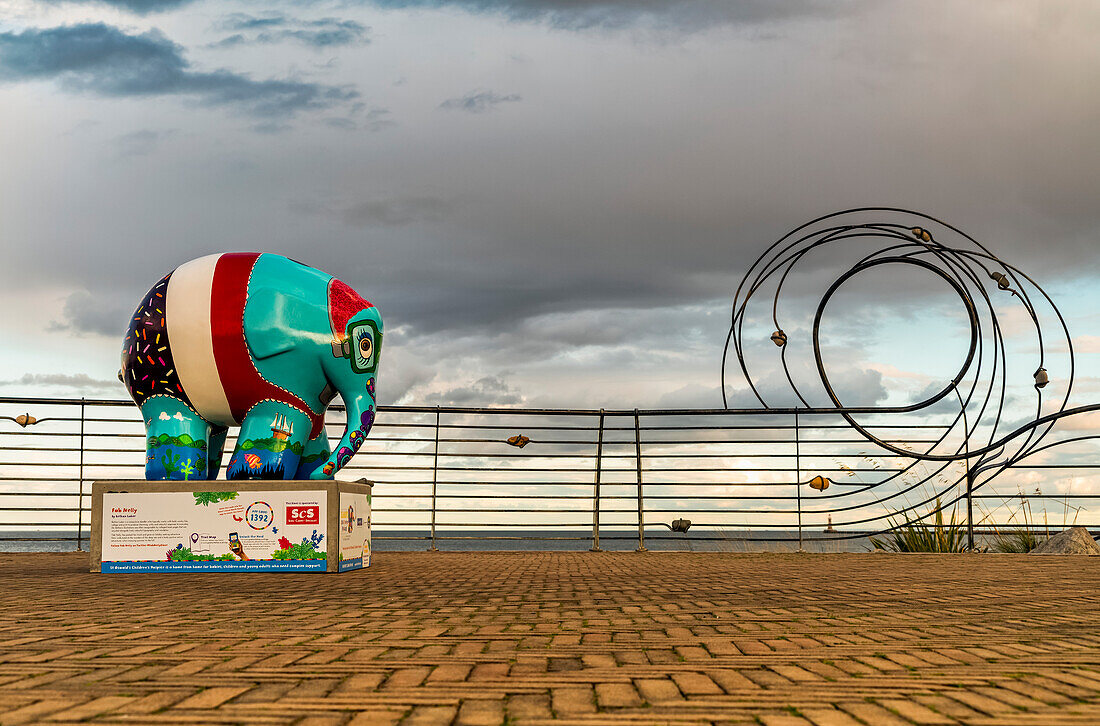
[120,253,382,480]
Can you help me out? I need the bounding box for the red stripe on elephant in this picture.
[328,278,373,343]
[210,253,324,438]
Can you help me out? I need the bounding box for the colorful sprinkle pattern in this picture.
[122,274,192,410]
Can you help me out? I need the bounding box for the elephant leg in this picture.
[206,425,228,480]
[141,396,211,481]
[226,401,310,480]
[294,432,331,480]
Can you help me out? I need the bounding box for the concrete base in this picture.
[90,480,371,573]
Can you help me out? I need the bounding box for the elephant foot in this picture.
[141,396,211,481]
[293,433,332,479]
[226,402,311,480]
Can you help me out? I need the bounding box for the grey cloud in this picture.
[0,24,357,117]
[220,14,290,31]
[211,16,370,48]
[427,376,526,406]
[42,0,194,14]
[322,107,395,132]
[0,373,122,392]
[251,121,292,134]
[43,0,849,29]
[440,90,521,113]
[658,362,888,411]
[111,128,175,157]
[48,290,132,338]
[369,0,850,31]
[343,197,452,227]
[294,196,452,227]
[362,107,396,131]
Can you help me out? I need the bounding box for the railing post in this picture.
[78,397,86,552]
[795,411,802,553]
[635,409,647,552]
[429,406,439,551]
[966,466,975,550]
[591,409,604,552]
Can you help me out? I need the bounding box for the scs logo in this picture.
[286,505,319,525]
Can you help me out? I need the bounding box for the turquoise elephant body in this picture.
[121,253,382,480]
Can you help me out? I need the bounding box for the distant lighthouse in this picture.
[270,414,293,441]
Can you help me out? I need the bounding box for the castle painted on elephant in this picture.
[120,253,382,481]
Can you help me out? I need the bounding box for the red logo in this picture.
[286,505,319,525]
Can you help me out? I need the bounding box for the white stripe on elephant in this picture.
[166,254,236,427]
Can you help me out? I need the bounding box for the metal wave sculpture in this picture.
[721,207,1098,534]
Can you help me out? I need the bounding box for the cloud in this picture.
[343,197,452,227]
[48,290,132,338]
[658,363,887,410]
[0,24,358,117]
[43,0,848,29]
[0,373,121,391]
[440,90,521,113]
[211,15,370,49]
[427,375,526,406]
[293,195,451,227]
[1074,335,1100,354]
[111,128,176,157]
[369,0,849,31]
[43,0,194,14]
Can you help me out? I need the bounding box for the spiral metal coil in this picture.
[721,207,1099,526]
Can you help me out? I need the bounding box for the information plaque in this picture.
[90,480,370,573]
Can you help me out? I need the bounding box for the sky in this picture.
[0,0,1098,416]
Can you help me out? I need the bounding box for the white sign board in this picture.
[338,490,372,571]
[101,490,330,572]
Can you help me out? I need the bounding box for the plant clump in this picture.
[271,533,326,560]
[870,498,968,553]
[193,491,239,506]
[166,545,235,562]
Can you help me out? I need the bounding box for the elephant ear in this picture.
[245,287,317,360]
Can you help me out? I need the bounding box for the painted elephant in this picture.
[120,253,382,481]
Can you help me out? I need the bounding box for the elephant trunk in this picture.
[310,389,376,479]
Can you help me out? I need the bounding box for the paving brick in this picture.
[551,686,596,716]
[877,698,955,724]
[44,695,135,721]
[400,705,458,725]
[594,682,642,708]
[173,686,252,710]
[427,663,472,683]
[672,672,723,695]
[347,710,406,726]
[800,707,865,726]
[635,678,682,703]
[837,701,911,726]
[0,698,84,725]
[455,698,504,725]
[758,711,814,726]
[506,693,552,720]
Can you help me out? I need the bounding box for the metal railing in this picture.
[1,396,1098,551]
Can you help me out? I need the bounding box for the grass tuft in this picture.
[869,498,967,553]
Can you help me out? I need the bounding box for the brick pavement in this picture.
[1,552,1099,725]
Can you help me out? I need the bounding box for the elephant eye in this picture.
[359,337,372,358]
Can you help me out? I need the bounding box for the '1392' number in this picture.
[244,502,274,530]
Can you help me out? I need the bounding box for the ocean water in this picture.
[0,529,877,554]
